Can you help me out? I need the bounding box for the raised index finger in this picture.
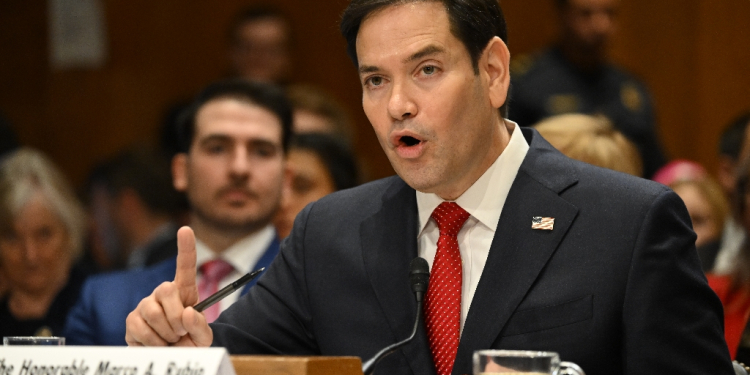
[174,226,198,305]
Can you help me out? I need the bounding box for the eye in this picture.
[35,226,54,243]
[205,143,227,154]
[253,144,278,158]
[421,65,437,75]
[0,231,19,245]
[365,76,383,87]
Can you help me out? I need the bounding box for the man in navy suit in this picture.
[64,81,290,345]
[124,1,734,374]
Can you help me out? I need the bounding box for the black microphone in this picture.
[361,257,430,375]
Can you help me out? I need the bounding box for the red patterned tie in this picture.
[198,259,235,323]
[425,202,470,375]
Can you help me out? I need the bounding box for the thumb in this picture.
[174,226,198,305]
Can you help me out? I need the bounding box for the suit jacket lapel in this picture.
[453,129,580,374]
[361,178,435,375]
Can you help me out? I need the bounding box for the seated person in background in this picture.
[653,160,729,272]
[85,146,186,270]
[64,80,290,345]
[160,6,294,158]
[707,159,750,363]
[0,148,89,337]
[229,6,293,85]
[274,133,360,238]
[533,113,642,176]
[713,112,750,275]
[287,84,355,145]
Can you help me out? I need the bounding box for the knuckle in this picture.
[155,282,176,298]
[142,302,163,322]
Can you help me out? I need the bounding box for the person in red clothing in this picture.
[708,159,750,363]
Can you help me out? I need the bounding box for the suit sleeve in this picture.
[63,279,98,345]
[211,203,319,354]
[622,189,733,374]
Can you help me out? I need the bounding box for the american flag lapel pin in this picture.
[531,216,554,230]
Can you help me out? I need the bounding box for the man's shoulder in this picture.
[564,159,675,221]
[318,175,408,207]
[296,175,411,226]
[524,130,668,204]
[83,258,177,295]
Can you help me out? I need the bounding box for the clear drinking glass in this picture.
[3,336,65,345]
[473,350,584,375]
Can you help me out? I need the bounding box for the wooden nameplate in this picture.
[231,355,363,375]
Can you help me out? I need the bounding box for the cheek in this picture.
[255,161,286,192]
[363,100,390,141]
[0,244,19,268]
[49,233,70,258]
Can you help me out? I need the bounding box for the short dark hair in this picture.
[290,133,360,191]
[719,111,750,161]
[177,79,294,154]
[97,146,186,215]
[340,0,509,115]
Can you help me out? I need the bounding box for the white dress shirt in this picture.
[712,217,746,275]
[195,225,276,312]
[417,121,529,333]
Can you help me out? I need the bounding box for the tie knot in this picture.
[200,259,234,283]
[431,202,470,237]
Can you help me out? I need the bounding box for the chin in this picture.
[400,174,441,194]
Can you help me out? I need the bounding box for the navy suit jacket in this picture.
[212,128,733,375]
[64,236,279,345]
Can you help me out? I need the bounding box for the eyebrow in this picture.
[358,44,447,75]
[200,134,280,149]
[403,45,445,64]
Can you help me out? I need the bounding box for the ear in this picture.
[172,153,189,192]
[481,36,511,110]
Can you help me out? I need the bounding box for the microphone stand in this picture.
[361,303,423,375]
[361,257,429,375]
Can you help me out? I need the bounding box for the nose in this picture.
[22,238,39,263]
[229,146,251,178]
[387,82,417,121]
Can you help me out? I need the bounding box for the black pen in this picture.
[194,267,265,312]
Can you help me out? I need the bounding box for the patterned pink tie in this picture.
[198,259,234,323]
[425,202,470,375]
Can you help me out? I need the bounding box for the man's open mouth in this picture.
[399,135,422,147]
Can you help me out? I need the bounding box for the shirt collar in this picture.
[416,121,529,234]
[195,225,276,273]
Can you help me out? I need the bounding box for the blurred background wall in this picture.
[1,0,749,187]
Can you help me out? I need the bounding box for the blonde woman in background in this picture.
[533,114,643,176]
[0,148,89,337]
[652,160,730,271]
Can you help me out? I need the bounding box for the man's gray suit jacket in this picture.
[213,128,733,375]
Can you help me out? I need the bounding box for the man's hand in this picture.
[125,226,213,346]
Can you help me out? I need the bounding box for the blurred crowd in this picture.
[0,0,748,362]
